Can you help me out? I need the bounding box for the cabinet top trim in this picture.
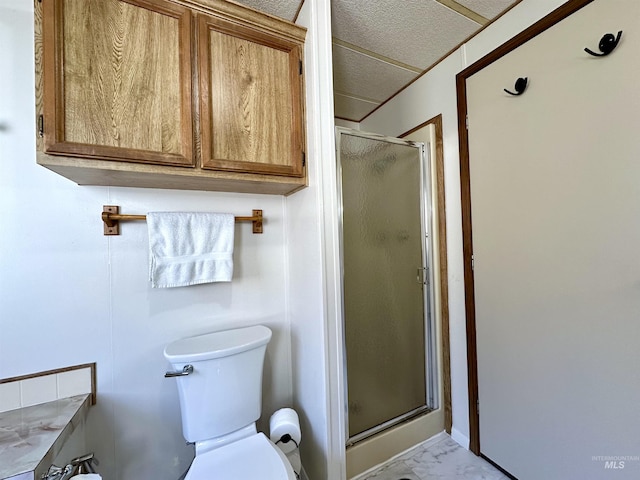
[173,0,306,42]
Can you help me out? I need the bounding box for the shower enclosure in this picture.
[336,128,438,445]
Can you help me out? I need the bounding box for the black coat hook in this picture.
[585,31,622,56]
[504,77,528,96]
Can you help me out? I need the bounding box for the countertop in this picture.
[0,394,90,480]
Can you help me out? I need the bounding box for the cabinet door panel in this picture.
[43,0,193,166]
[198,15,304,177]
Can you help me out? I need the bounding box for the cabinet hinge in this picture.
[38,115,44,137]
[302,152,306,167]
[476,398,479,415]
[465,114,469,130]
[299,60,303,75]
[471,254,474,271]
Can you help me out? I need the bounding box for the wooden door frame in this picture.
[455,0,594,455]
[400,115,452,434]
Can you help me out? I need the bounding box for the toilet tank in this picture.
[164,325,272,443]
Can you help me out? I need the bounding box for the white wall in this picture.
[0,2,292,479]
[360,0,569,447]
[289,1,343,479]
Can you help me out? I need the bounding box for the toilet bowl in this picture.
[164,325,295,480]
[185,432,295,480]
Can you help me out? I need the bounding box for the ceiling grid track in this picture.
[332,38,423,73]
[334,90,381,105]
[436,0,490,25]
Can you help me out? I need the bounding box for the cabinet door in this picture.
[42,0,194,166]
[198,14,305,177]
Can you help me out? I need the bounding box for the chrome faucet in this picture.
[41,453,98,480]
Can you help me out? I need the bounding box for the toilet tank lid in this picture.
[164,325,272,363]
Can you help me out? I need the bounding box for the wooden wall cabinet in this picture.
[41,0,194,166]
[35,0,307,195]
[198,14,305,178]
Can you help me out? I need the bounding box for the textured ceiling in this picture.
[232,0,521,122]
[455,0,517,19]
[331,0,480,70]
[232,0,303,21]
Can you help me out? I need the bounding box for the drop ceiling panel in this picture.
[333,45,417,103]
[454,0,518,20]
[234,0,520,122]
[331,0,480,69]
[232,0,300,21]
[334,92,379,120]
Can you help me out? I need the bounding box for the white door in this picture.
[466,1,640,478]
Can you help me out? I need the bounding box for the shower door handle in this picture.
[416,267,426,285]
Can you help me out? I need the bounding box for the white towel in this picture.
[147,212,235,288]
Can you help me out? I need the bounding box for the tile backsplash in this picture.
[0,363,95,413]
[0,382,20,413]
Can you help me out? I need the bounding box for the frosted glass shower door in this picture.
[337,129,433,442]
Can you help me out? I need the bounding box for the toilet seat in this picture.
[185,432,296,480]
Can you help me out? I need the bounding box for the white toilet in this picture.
[164,325,296,480]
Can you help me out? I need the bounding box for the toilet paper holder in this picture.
[269,407,301,455]
[275,433,299,449]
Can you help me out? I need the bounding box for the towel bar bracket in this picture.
[102,205,120,236]
[251,209,263,234]
[101,205,264,235]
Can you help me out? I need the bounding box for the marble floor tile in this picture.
[362,436,506,480]
[364,460,420,480]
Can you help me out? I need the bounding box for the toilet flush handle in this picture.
[165,365,194,377]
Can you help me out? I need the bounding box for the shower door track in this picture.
[346,405,432,447]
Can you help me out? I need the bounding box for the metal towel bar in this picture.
[101,205,264,235]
